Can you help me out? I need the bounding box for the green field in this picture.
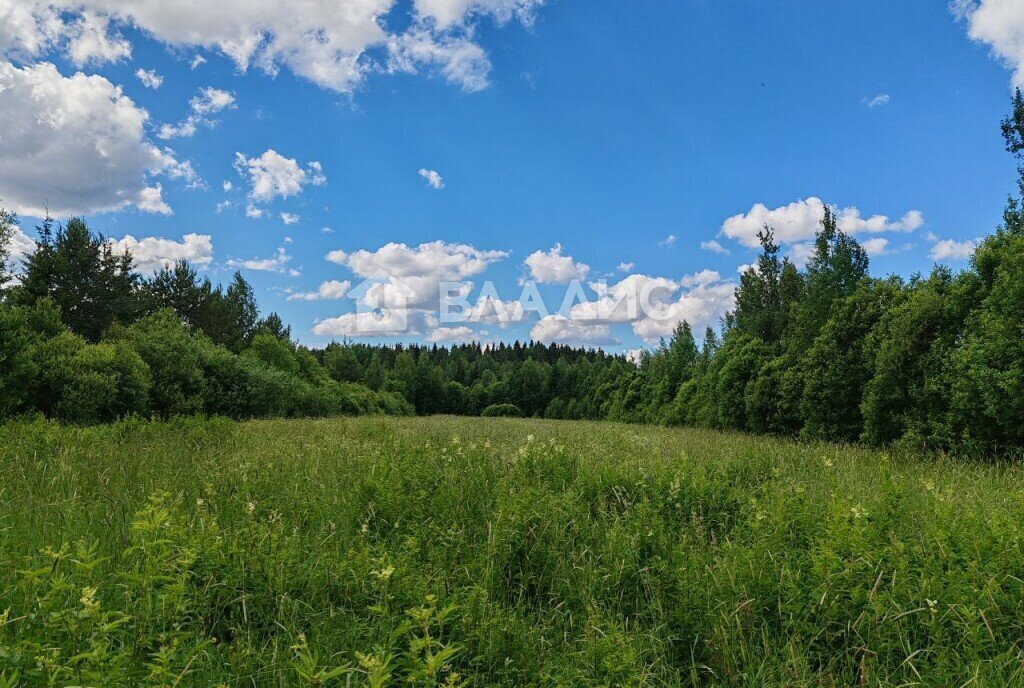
[2,417,1024,687]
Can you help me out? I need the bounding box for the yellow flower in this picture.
[80,586,99,611]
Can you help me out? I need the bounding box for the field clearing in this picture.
[2,416,1024,686]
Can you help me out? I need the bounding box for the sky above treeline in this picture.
[0,0,1021,351]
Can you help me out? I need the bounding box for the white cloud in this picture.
[135,67,162,88]
[720,197,924,248]
[387,29,491,92]
[0,1,542,94]
[334,240,508,309]
[929,236,978,261]
[865,93,890,108]
[287,279,352,301]
[624,348,646,365]
[571,274,678,324]
[413,0,544,29]
[567,271,735,343]
[860,237,892,256]
[110,232,214,273]
[321,226,335,234]
[787,242,816,268]
[418,168,444,189]
[0,61,193,217]
[235,150,326,211]
[659,234,677,248]
[312,309,438,338]
[4,225,37,269]
[190,86,235,114]
[281,212,300,225]
[955,0,1024,85]
[158,86,236,139]
[523,244,590,284]
[66,11,131,65]
[630,277,735,342]
[189,54,206,69]
[467,294,525,327]
[530,315,618,346]
[700,239,730,255]
[227,246,296,274]
[617,261,634,272]
[426,325,477,343]
[222,180,233,192]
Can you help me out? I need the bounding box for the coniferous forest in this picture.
[4,91,1024,457]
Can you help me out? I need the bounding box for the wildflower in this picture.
[80,586,99,612]
[361,522,370,534]
[372,564,395,580]
[822,457,833,468]
[850,504,868,519]
[526,434,535,442]
[246,501,256,515]
[926,598,938,614]
[196,497,205,508]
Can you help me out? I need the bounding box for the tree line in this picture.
[601,90,1024,457]
[3,91,1024,457]
[0,216,411,423]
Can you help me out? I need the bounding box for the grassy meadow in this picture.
[2,416,1024,686]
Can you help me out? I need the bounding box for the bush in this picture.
[119,310,205,417]
[56,341,151,423]
[481,403,522,417]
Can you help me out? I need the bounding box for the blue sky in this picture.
[0,0,1021,351]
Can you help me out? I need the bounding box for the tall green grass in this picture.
[2,416,1024,686]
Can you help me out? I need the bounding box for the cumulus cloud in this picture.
[466,294,525,328]
[3,225,37,270]
[227,246,297,274]
[700,239,730,255]
[571,274,679,325]
[622,348,644,365]
[530,315,618,346]
[312,308,438,337]
[0,1,543,94]
[235,150,325,208]
[567,271,735,343]
[281,212,300,225]
[617,261,634,272]
[418,168,444,189]
[720,197,924,248]
[426,325,477,343]
[110,232,214,273]
[929,235,979,261]
[287,279,352,301]
[659,234,677,248]
[860,237,892,256]
[955,0,1024,85]
[0,61,194,217]
[523,244,589,284]
[332,240,508,309]
[158,86,236,139]
[135,67,162,88]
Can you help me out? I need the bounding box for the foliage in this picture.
[481,403,523,417]
[3,416,1024,686]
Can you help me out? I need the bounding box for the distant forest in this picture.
[4,91,1024,456]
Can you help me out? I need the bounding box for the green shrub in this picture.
[481,403,522,417]
[56,341,151,423]
[118,310,205,417]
